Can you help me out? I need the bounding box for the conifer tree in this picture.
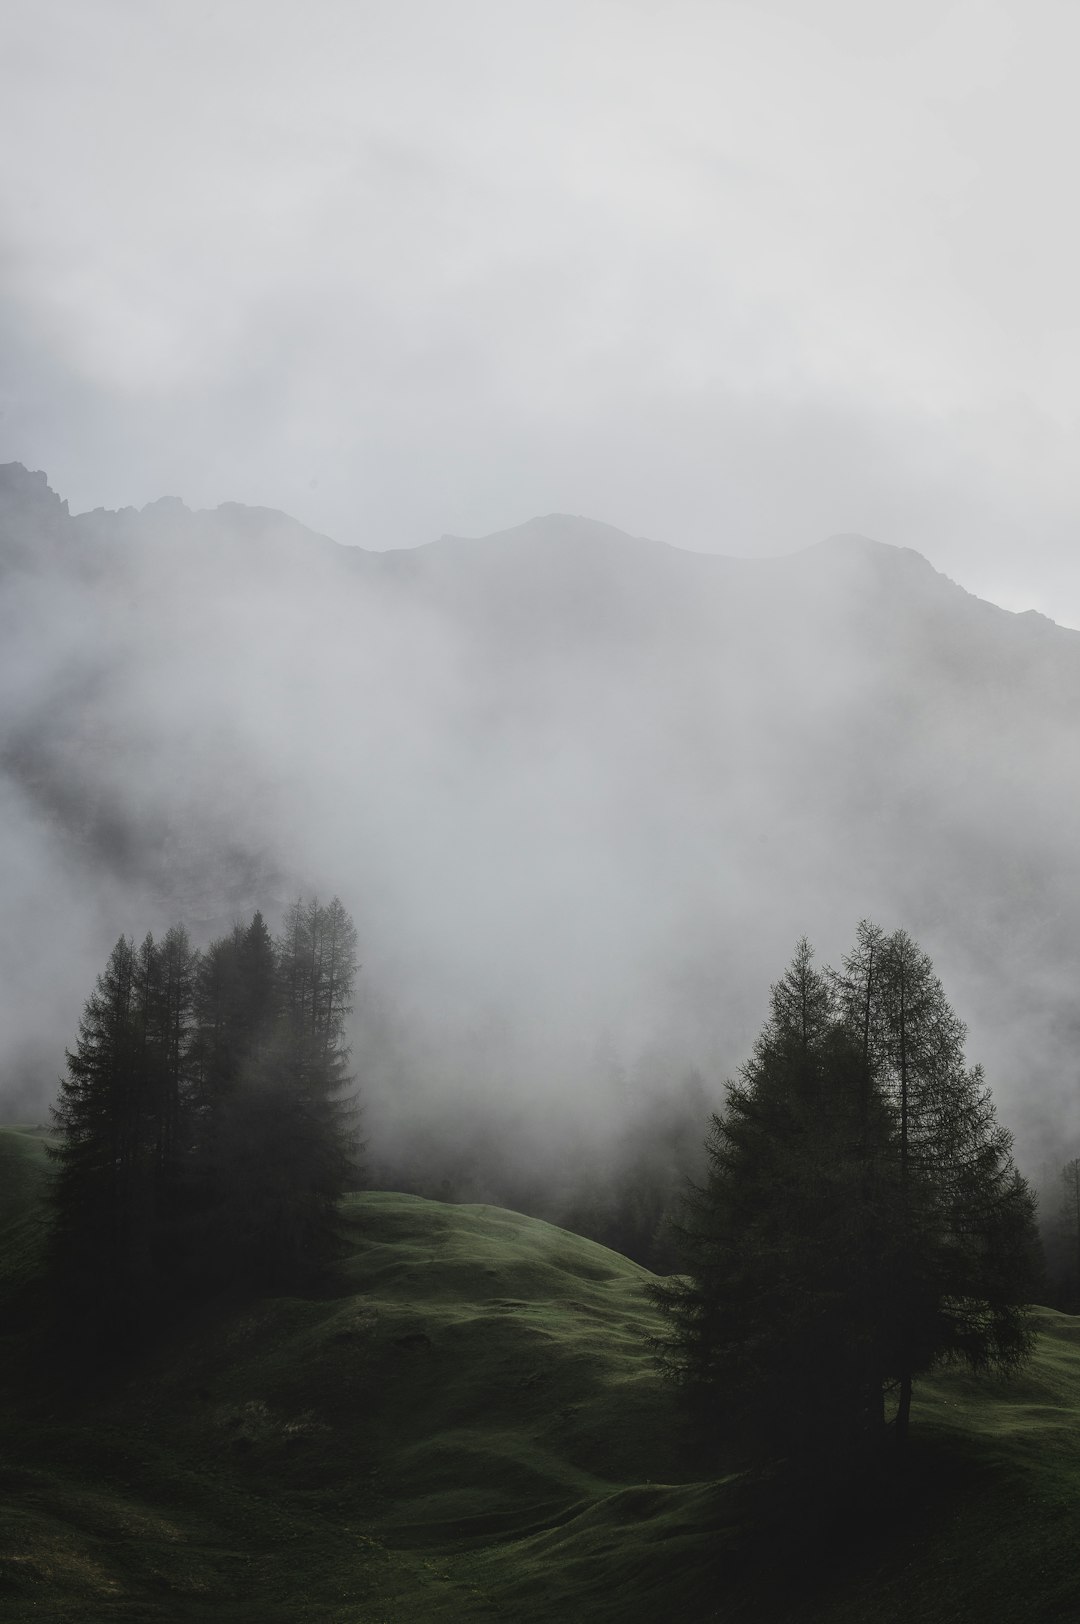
[203,897,361,1284]
[237,910,277,1048]
[50,936,152,1320]
[845,926,1038,1440]
[656,926,1039,1462]
[51,898,362,1312]
[155,924,199,1181]
[655,941,896,1456]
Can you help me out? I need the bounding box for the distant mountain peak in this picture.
[141,494,190,515]
[0,461,69,519]
[437,513,652,549]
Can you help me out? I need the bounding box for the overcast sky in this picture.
[3,1,1080,622]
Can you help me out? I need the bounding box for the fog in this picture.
[5,3,1080,623]
[5,5,1080,1218]
[3,465,1080,1218]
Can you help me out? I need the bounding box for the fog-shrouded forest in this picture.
[4,460,1079,1614]
[4,459,1080,1236]
[11,6,1080,1616]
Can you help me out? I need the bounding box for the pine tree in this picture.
[51,899,363,1311]
[655,927,1039,1463]
[655,941,896,1457]
[155,924,199,1182]
[49,936,152,1323]
[260,895,360,1274]
[850,926,1038,1441]
[190,927,245,1105]
[237,910,277,1050]
[147,924,200,1276]
[205,898,361,1284]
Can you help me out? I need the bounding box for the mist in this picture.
[3,1,1080,1213]
[6,3,1080,625]
[8,10,1080,1617]
[3,463,1079,1213]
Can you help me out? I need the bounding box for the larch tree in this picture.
[849,925,1039,1441]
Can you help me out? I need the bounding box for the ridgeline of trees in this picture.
[49,897,359,1337]
[654,924,1041,1463]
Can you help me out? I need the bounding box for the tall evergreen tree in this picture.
[655,941,896,1457]
[656,927,1039,1463]
[50,896,363,1314]
[237,910,277,1049]
[844,926,1038,1440]
[204,897,362,1284]
[190,927,245,1105]
[50,936,152,1323]
[155,923,199,1182]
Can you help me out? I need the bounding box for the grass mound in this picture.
[2,1177,1080,1621]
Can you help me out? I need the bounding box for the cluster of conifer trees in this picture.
[47,899,1041,1463]
[654,924,1041,1461]
[49,897,359,1335]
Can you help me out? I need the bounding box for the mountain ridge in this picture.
[3,462,1069,655]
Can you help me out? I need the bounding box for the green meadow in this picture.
[2,1124,1079,1623]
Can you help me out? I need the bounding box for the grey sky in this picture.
[3,1,1079,621]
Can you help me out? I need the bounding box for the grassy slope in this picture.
[0,1124,52,1300]
[2,1126,1079,1623]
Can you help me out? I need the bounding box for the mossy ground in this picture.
[2,1125,1079,1622]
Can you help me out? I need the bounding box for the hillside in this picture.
[3,1128,1080,1623]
